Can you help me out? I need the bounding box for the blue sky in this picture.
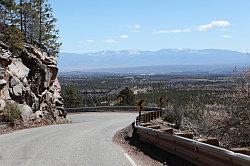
[50,0,250,53]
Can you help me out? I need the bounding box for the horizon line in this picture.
[59,48,246,55]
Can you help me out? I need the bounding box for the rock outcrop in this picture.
[0,41,66,122]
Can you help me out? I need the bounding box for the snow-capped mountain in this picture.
[58,49,250,72]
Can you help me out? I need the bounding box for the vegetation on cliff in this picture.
[0,0,61,55]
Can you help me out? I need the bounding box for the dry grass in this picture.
[163,71,250,148]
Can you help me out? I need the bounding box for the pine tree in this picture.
[62,85,83,108]
[30,0,61,55]
[0,0,61,56]
[0,0,24,53]
[0,24,24,53]
[0,0,17,25]
[118,87,135,106]
[41,1,61,55]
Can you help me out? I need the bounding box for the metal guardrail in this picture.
[134,111,250,166]
[65,106,162,113]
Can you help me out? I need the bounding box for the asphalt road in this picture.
[0,112,138,166]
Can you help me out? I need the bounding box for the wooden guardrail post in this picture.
[161,128,174,134]
[143,115,146,123]
[148,125,161,129]
[160,110,163,117]
[197,137,219,146]
[175,132,194,139]
[147,113,150,122]
[143,114,146,123]
[136,117,139,125]
[151,112,154,120]
[157,111,160,118]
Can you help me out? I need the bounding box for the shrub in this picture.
[1,25,24,52]
[163,105,184,129]
[2,102,21,127]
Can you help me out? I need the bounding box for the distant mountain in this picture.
[58,49,250,73]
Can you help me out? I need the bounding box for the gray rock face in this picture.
[0,41,65,122]
[0,79,6,85]
[19,103,32,122]
[0,99,5,111]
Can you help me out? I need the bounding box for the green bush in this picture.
[2,102,21,127]
[163,105,183,129]
[0,25,24,54]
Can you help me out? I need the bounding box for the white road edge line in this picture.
[124,152,138,166]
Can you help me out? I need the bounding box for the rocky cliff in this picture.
[0,41,66,123]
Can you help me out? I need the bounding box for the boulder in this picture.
[18,103,32,122]
[0,49,12,60]
[7,59,29,79]
[10,76,21,87]
[36,110,44,118]
[11,83,24,96]
[0,99,5,111]
[0,79,6,86]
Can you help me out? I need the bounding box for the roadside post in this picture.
[117,96,123,106]
[137,100,144,124]
[159,97,164,108]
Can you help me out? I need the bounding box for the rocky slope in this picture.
[0,41,66,123]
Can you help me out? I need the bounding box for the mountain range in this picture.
[58,49,250,74]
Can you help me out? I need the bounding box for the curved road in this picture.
[0,112,137,166]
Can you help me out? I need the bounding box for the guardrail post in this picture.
[142,115,145,123]
[136,117,139,125]
[176,132,194,139]
[147,113,150,122]
[197,138,219,147]
[161,128,174,134]
[159,111,163,117]
[150,112,153,120]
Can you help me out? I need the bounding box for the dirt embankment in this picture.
[0,118,69,135]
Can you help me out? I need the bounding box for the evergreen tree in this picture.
[0,1,24,54]
[30,0,61,55]
[0,24,24,52]
[62,85,83,108]
[0,0,17,25]
[0,0,61,56]
[118,87,135,106]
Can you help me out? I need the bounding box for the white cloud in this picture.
[154,28,191,34]
[198,21,230,31]
[86,39,94,43]
[154,20,231,34]
[222,34,232,38]
[134,24,140,29]
[120,35,128,39]
[130,24,141,32]
[102,39,116,43]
